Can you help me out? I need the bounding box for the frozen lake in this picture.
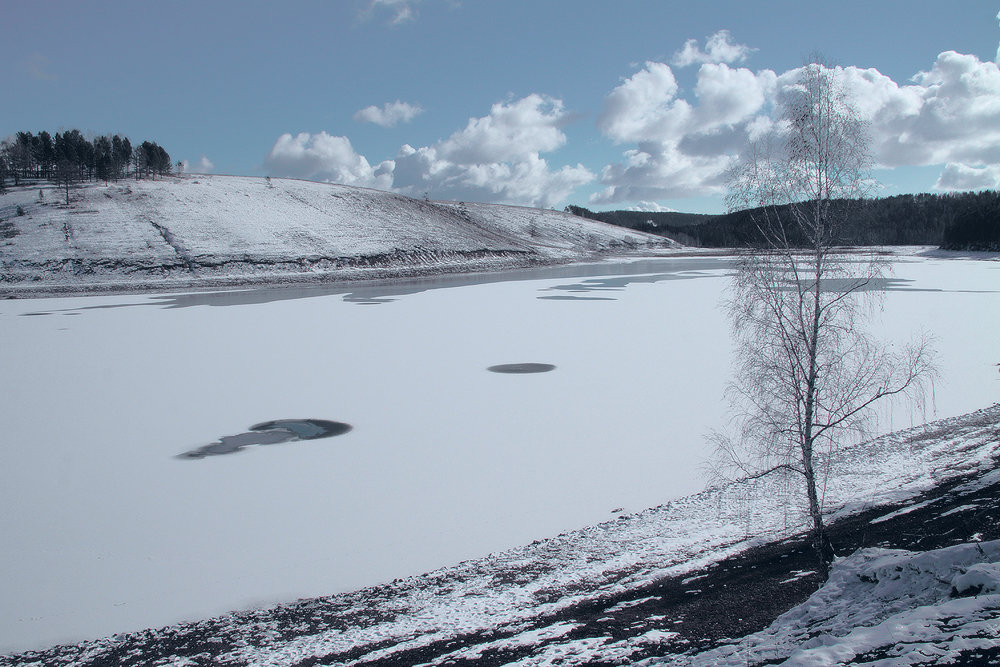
[1,253,997,653]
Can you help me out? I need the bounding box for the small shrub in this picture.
[16,205,25,216]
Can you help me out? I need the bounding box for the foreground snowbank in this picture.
[669,540,1000,666]
[0,176,670,295]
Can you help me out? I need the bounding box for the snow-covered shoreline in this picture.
[0,247,688,300]
[6,405,997,665]
[0,175,676,298]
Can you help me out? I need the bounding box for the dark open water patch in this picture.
[487,363,556,374]
[178,419,351,459]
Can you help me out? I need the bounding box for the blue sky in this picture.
[5,0,999,213]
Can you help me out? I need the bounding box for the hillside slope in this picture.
[0,176,672,295]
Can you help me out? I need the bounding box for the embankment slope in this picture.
[0,176,673,295]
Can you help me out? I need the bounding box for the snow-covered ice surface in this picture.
[654,540,1000,666]
[0,176,671,295]
[1,250,998,657]
[1,255,734,653]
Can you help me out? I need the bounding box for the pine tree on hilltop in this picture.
[0,129,171,186]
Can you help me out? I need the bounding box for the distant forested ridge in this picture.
[567,190,1000,251]
[0,129,172,193]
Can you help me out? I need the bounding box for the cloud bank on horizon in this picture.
[265,30,1000,208]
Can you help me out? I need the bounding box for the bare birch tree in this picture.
[717,60,935,578]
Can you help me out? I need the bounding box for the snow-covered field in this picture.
[0,176,668,295]
[0,251,997,655]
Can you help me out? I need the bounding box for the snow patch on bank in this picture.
[663,540,1000,666]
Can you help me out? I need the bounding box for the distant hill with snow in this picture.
[0,175,674,296]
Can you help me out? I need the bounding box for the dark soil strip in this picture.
[148,220,195,271]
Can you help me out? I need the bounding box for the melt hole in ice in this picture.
[487,363,556,374]
[177,419,352,459]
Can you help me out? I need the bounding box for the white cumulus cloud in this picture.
[393,94,593,207]
[694,63,776,127]
[672,30,755,68]
[354,100,424,127]
[598,62,688,144]
[802,54,1000,178]
[181,156,214,174]
[934,163,1000,190]
[897,52,1000,165]
[594,46,1000,206]
[266,94,593,208]
[594,60,776,203]
[438,94,569,163]
[265,132,394,189]
[592,144,732,204]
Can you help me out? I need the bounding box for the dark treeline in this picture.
[565,206,717,230]
[567,190,1000,251]
[0,129,173,193]
[939,192,1000,251]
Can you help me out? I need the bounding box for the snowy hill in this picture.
[0,176,672,295]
